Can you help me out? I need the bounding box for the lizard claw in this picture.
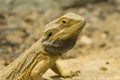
[70,71,80,77]
[62,71,80,78]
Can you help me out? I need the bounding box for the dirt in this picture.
[0,0,120,80]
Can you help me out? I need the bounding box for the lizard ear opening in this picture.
[48,32,52,37]
[44,30,53,38]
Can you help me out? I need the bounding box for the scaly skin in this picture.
[0,12,86,80]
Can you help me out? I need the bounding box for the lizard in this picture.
[0,12,86,80]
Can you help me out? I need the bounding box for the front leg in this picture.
[50,62,80,78]
[30,59,50,80]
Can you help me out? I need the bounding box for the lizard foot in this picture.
[61,71,80,78]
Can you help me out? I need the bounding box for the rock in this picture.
[43,48,120,80]
[92,31,109,49]
[80,35,92,45]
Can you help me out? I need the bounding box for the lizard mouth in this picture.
[52,38,63,48]
[53,44,62,47]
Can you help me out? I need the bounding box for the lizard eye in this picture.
[60,18,68,26]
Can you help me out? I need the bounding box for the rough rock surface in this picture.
[44,48,120,80]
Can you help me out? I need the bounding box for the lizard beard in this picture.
[41,36,77,55]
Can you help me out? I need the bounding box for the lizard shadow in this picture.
[50,75,63,80]
[44,75,62,80]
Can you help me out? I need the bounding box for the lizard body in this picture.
[0,12,86,80]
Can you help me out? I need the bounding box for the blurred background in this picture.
[0,0,120,78]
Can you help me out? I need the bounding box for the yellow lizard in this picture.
[0,12,86,80]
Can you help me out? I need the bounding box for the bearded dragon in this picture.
[0,12,86,80]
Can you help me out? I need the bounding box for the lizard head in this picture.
[41,12,86,55]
